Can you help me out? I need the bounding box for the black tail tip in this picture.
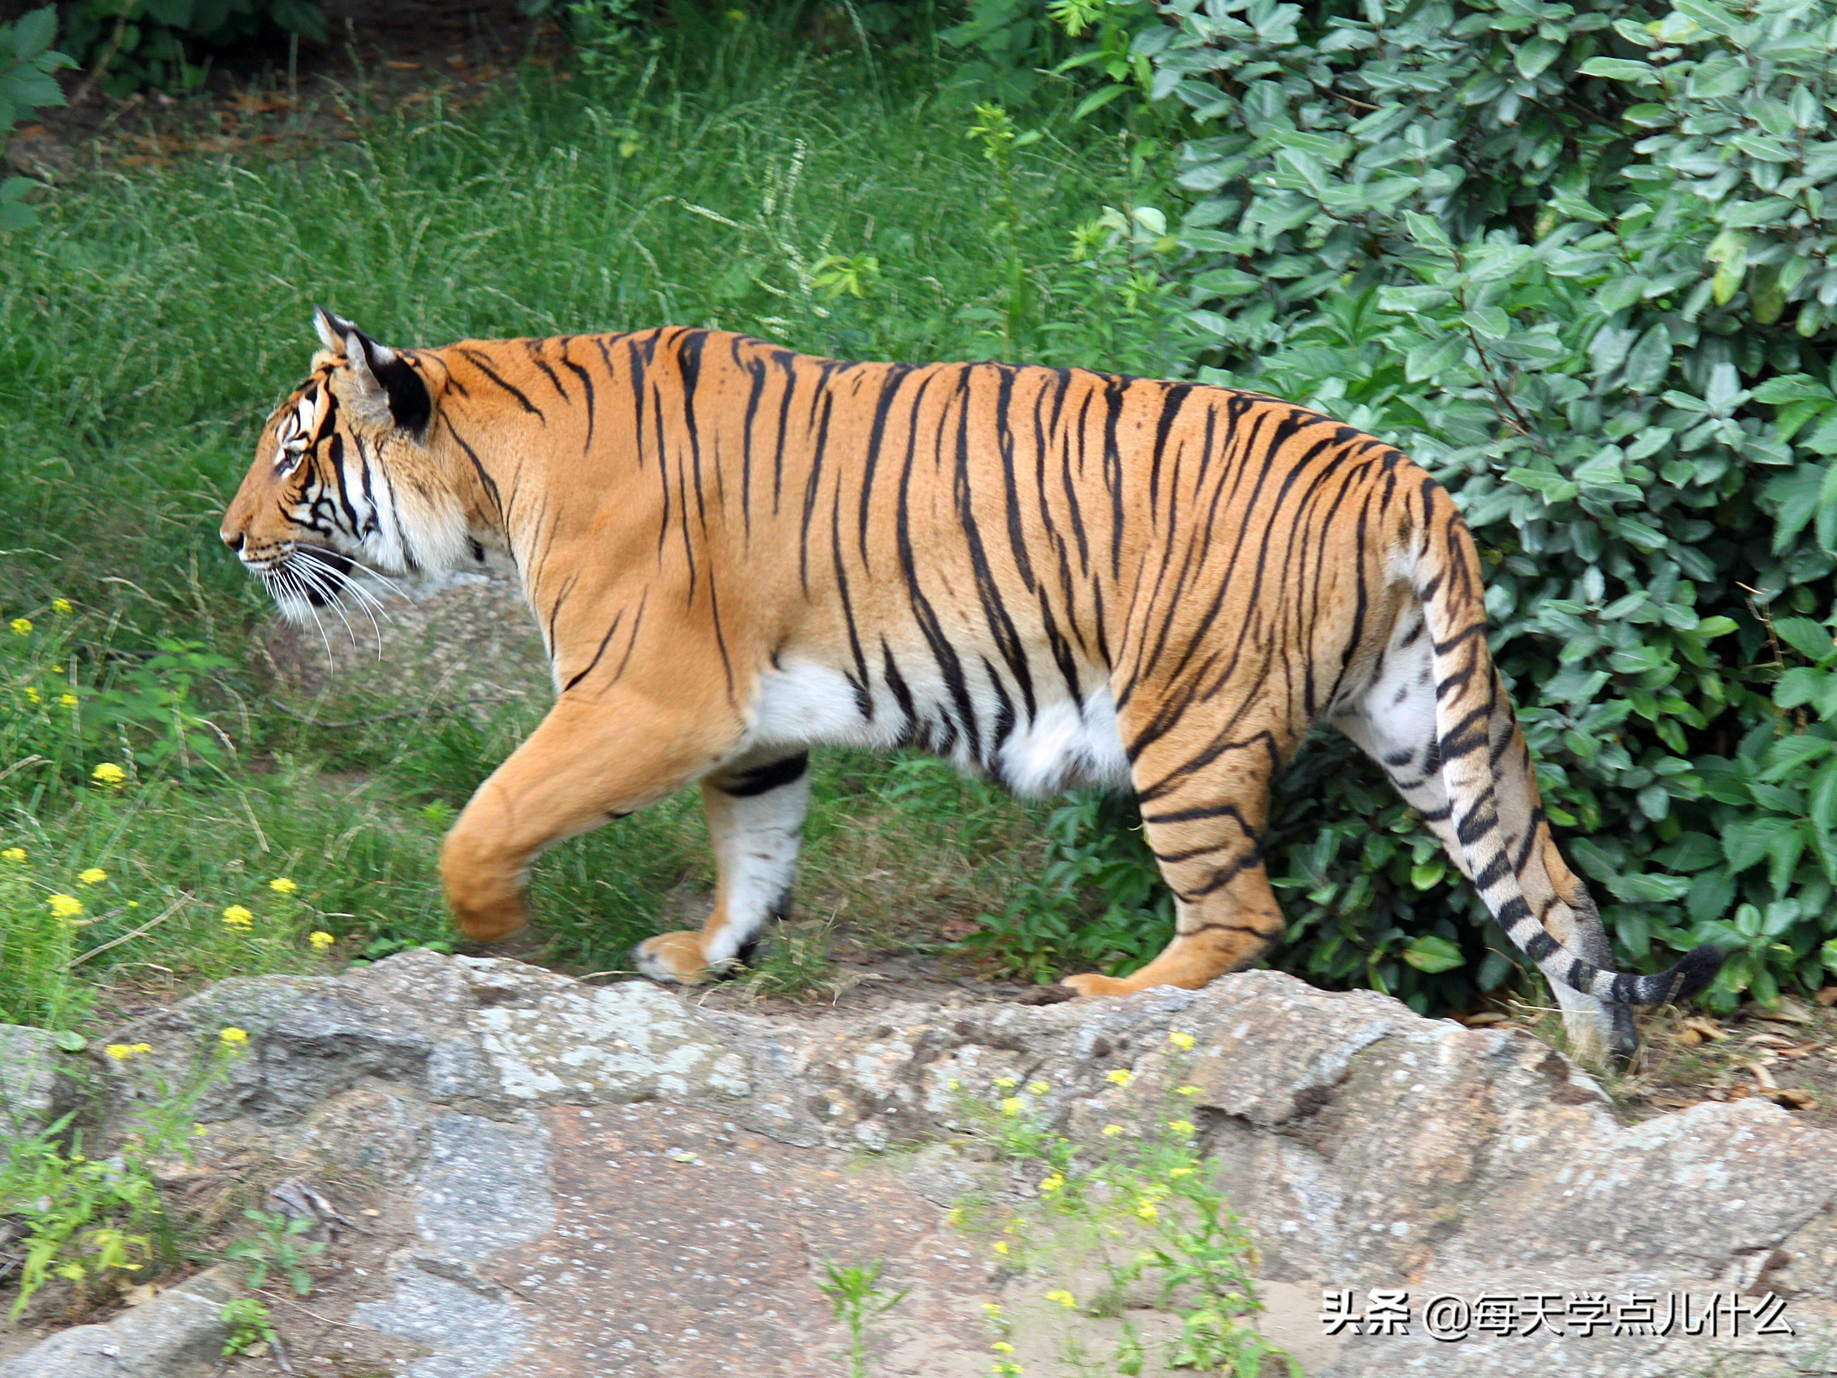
[1667,944,1725,1003]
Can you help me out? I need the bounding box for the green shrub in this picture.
[974,0,1837,1014]
[0,6,73,232]
[64,0,325,95]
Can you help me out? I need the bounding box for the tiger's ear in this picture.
[310,305,432,436]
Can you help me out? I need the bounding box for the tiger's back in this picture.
[222,314,1722,1061]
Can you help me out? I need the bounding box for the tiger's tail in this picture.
[1409,482,1723,1008]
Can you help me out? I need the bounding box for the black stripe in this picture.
[563,609,625,693]
[457,347,545,421]
[717,754,809,797]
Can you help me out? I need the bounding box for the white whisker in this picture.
[294,548,390,658]
[290,558,362,652]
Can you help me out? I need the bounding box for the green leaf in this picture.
[1774,618,1835,663]
[1725,819,1789,873]
[1596,276,1648,312]
[1577,56,1657,82]
[1775,667,1825,710]
[1072,84,1129,122]
[1401,933,1465,973]
[1759,732,1834,781]
[1753,374,1829,405]
[1621,324,1672,392]
[1605,872,1692,902]
[1689,868,1738,924]
[51,1030,86,1052]
[1506,468,1579,502]
[1806,820,1837,886]
[1811,757,1837,830]
[1720,198,1798,229]
[1514,37,1562,80]
[10,7,57,63]
[1654,833,1722,872]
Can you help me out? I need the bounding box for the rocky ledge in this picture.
[6,952,1835,1378]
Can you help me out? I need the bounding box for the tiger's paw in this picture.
[1059,972,1135,998]
[447,892,529,944]
[633,930,722,985]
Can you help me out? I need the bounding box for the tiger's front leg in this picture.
[440,691,738,943]
[632,749,812,984]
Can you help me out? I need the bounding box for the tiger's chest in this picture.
[741,655,1131,796]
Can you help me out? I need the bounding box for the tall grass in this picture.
[0,22,1138,1022]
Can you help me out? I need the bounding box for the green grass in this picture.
[0,19,1146,1030]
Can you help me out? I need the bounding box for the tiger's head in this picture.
[221,307,472,620]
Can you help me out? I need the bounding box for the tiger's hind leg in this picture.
[633,748,811,984]
[1330,606,1632,1063]
[1060,710,1285,998]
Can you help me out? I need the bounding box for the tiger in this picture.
[220,308,1723,1062]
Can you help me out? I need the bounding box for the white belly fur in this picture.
[740,656,1132,796]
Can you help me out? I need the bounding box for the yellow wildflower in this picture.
[1175,1084,1201,1097]
[269,877,298,895]
[1168,1030,1195,1051]
[9,618,30,636]
[51,599,71,615]
[992,1076,1018,1090]
[91,763,126,787]
[1038,1173,1064,1193]
[23,686,39,704]
[1,847,24,863]
[1168,1119,1196,1135]
[1000,1097,1023,1116]
[221,905,254,930]
[77,868,106,886]
[1105,1068,1133,1087]
[308,930,336,951]
[981,1302,1003,1318]
[1026,1080,1050,1096]
[193,1123,207,1137]
[105,1044,134,1059]
[1135,1201,1159,1222]
[47,893,83,919]
[58,692,76,707]
[218,1027,249,1048]
[991,1341,1014,1354]
[1044,1289,1076,1308]
[1101,1123,1124,1136]
[992,1239,1009,1255]
[1169,1166,1194,1177]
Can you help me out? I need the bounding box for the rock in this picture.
[414,1112,555,1256]
[353,1261,535,1378]
[0,1024,75,1140]
[0,1267,234,1378]
[469,976,753,1106]
[263,570,550,710]
[79,955,1837,1377]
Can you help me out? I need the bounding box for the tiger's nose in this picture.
[222,530,244,553]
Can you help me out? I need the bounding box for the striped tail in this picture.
[1411,485,1723,1009]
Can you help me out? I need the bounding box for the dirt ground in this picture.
[7,0,566,184]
